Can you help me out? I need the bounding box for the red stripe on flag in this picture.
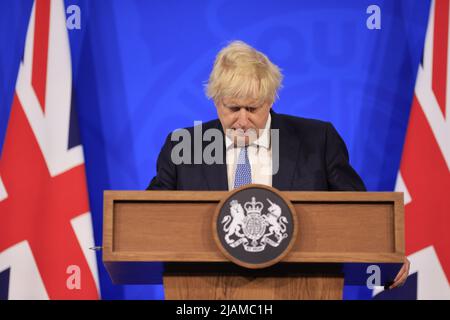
[32,0,51,113]
[432,0,449,117]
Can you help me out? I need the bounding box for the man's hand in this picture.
[389,257,410,289]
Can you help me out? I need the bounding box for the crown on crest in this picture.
[244,197,263,214]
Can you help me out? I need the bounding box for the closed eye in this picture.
[226,105,257,113]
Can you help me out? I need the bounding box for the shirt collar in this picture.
[225,113,271,150]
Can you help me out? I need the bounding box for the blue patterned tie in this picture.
[234,146,252,188]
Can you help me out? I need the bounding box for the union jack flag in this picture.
[374,0,450,299]
[0,0,99,299]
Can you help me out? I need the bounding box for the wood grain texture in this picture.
[163,275,344,300]
[162,262,344,300]
[103,191,404,264]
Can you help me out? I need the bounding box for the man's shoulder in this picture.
[272,112,330,135]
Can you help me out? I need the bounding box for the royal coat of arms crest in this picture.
[221,197,289,252]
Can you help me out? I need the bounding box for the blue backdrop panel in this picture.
[0,0,430,299]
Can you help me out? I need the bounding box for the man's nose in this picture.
[237,108,249,128]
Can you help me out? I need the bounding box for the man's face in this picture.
[216,97,271,146]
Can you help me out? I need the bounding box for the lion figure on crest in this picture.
[221,200,246,244]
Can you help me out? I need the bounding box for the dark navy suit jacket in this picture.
[147,111,366,191]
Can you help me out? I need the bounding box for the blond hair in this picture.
[205,41,283,104]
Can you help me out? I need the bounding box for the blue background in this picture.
[0,0,430,299]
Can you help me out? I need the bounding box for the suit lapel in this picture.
[201,120,229,191]
[271,111,301,191]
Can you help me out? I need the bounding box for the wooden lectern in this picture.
[103,191,404,300]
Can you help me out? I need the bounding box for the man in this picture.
[147,40,409,289]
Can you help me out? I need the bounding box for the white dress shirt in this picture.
[225,114,272,190]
